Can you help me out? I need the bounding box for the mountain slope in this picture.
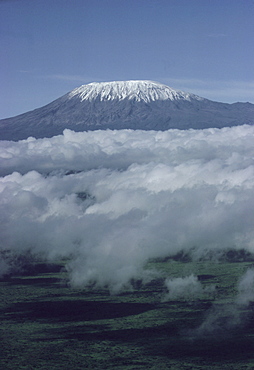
[1,80,254,141]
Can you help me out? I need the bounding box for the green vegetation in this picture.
[1,258,254,369]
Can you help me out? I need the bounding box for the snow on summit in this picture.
[68,80,201,103]
[0,80,254,141]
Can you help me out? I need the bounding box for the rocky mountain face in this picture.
[1,80,254,141]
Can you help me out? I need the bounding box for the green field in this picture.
[1,257,254,369]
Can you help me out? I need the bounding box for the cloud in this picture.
[42,74,105,85]
[1,126,254,292]
[191,268,254,337]
[159,78,254,103]
[163,275,215,301]
[236,268,254,305]
[44,74,90,83]
[207,33,227,38]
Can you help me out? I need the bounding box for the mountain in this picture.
[1,80,254,141]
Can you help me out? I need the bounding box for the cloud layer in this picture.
[1,125,254,292]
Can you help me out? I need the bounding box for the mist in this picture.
[1,125,254,292]
[163,274,215,301]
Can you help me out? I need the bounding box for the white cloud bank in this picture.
[163,275,215,301]
[1,125,254,292]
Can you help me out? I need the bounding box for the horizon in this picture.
[1,0,254,119]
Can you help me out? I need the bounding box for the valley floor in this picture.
[1,259,254,369]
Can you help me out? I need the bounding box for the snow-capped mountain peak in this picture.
[68,80,203,103]
[1,80,254,141]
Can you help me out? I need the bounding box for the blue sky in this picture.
[1,0,254,119]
